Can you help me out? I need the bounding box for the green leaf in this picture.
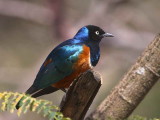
[0,92,70,120]
[128,115,160,120]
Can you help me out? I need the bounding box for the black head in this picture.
[86,25,113,42]
[74,25,113,42]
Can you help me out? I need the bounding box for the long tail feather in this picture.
[16,86,59,109]
[32,86,59,98]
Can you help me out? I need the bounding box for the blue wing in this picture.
[32,43,83,89]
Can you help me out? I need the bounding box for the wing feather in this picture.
[32,44,83,90]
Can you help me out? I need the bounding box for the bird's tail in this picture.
[16,86,59,109]
[16,85,38,109]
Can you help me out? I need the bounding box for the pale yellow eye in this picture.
[95,31,99,35]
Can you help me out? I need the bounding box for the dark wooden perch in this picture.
[86,34,160,120]
[60,70,102,120]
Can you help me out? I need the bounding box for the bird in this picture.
[16,25,113,109]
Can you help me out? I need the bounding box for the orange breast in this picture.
[52,45,91,88]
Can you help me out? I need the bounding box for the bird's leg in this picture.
[60,88,67,93]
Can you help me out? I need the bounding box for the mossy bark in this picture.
[60,70,102,120]
[86,34,160,120]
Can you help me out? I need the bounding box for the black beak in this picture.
[102,33,114,37]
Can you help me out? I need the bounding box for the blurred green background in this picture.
[0,0,160,119]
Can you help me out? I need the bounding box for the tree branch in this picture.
[60,70,102,120]
[86,34,160,120]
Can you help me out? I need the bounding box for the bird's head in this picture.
[74,25,113,43]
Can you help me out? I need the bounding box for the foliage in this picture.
[128,115,160,120]
[0,92,159,120]
[0,92,70,120]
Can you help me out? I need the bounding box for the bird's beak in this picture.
[102,33,114,37]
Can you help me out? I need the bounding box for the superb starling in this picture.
[16,25,113,109]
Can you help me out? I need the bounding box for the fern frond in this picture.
[0,92,70,120]
[128,115,160,120]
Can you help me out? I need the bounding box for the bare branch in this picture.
[60,70,102,120]
[86,34,160,120]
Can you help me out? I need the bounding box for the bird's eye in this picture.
[95,31,99,35]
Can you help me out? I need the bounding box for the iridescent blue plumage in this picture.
[34,44,84,89]
[16,25,114,109]
[74,27,89,40]
[24,25,113,97]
